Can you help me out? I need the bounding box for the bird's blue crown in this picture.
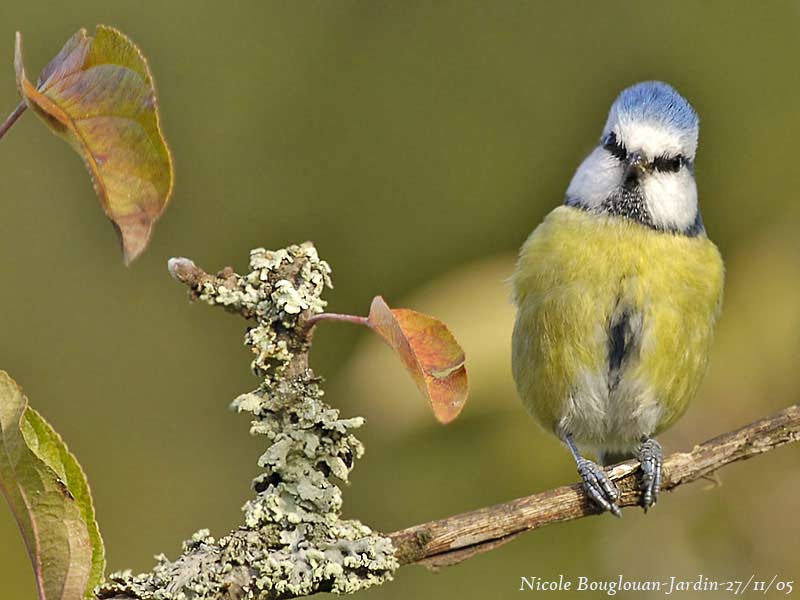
[609,81,698,135]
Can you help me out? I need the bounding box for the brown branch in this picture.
[94,249,799,598]
[388,404,800,569]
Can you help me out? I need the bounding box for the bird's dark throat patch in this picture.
[601,184,652,228]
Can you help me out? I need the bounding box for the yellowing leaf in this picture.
[367,296,468,424]
[0,371,105,599]
[15,26,173,264]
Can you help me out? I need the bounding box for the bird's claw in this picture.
[638,438,662,512]
[577,458,621,517]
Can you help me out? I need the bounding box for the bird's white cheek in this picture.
[642,171,697,232]
[566,148,621,209]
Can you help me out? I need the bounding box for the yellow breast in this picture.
[511,206,724,452]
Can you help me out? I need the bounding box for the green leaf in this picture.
[0,371,105,599]
[367,296,468,424]
[14,26,174,265]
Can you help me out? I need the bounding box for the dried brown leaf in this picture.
[367,296,468,423]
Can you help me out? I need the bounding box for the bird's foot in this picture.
[637,437,662,512]
[576,458,621,517]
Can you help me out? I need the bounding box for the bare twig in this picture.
[305,312,369,327]
[0,101,26,141]
[388,404,800,568]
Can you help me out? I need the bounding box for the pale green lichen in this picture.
[98,243,397,600]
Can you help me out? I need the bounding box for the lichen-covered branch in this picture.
[98,244,397,600]
[388,403,800,568]
[94,242,800,599]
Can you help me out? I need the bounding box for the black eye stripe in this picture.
[653,155,684,173]
[603,133,688,173]
[602,132,627,161]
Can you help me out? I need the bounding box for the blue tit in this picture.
[511,81,724,515]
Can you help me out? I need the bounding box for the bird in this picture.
[511,81,724,516]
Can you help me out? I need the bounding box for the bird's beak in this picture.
[623,152,647,185]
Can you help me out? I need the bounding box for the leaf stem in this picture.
[306,312,369,327]
[0,101,27,142]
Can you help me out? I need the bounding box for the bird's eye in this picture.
[653,155,684,173]
[602,132,627,161]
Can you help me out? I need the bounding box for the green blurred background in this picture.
[1,2,798,598]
